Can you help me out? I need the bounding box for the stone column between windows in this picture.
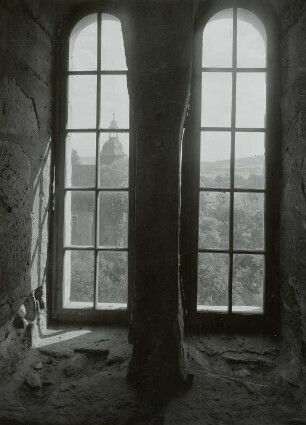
[122,0,194,394]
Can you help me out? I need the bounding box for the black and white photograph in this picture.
[0,1,305,424]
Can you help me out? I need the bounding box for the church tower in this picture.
[100,114,127,165]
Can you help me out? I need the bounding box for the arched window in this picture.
[54,12,133,321]
[181,4,280,332]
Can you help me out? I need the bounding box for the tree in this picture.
[197,166,264,308]
[69,155,129,305]
[71,149,81,166]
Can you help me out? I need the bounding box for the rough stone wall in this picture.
[0,0,59,373]
[278,0,306,367]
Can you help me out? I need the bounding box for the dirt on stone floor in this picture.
[0,327,305,425]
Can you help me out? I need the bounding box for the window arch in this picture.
[181,3,280,332]
[54,11,133,322]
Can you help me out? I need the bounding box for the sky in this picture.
[68,13,128,132]
[200,132,265,163]
[201,8,267,162]
[67,9,267,164]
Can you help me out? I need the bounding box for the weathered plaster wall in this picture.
[0,0,59,373]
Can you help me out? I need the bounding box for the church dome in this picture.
[109,119,119,130]
[101,137,125,157]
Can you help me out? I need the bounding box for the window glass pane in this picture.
[200,132,231,188]
[69,14,97,71]
[197,253,229,312]
[234,193,265,250]
[67,75,97,129]
[99,132,129,188]
[233,254,264,313]
[99,192,128,247]
[66,133,96,188]
[237,9,266,68]
[65,191,95,246]
[97,251,128,307]
[236,73,266,128]
[199,192,230,250]
[101,14,127,71]
[202,9,233,68]
[202,72,232,127]
[235,132,265,189]
[100,75,129,129]
[63,250,94,308]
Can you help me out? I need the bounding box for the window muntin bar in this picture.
[198,248,266,255]
[65,129,131,133]
[228,6,238,314]
[93,12,102,310]
[67,70,128,76]
[197,7,267,314]
[199,188,265,194]
[201,127,266,132]
[202,68,267,72]
[64,246,128,252]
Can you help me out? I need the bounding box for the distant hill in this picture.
[200,155,265,186]
[201,155,264,170]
